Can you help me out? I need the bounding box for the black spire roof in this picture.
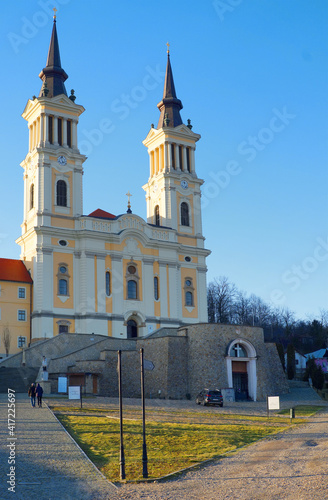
[38,18,68,98]
[157,52,183,128]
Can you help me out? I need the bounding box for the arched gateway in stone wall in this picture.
[226,338,257,401]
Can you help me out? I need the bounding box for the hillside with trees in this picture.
[207,276,328,353]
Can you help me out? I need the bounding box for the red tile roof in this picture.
[0,259,33,283]
[88,208,116,219]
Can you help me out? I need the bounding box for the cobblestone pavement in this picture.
[1,388,327,500]
[0,393,117,500]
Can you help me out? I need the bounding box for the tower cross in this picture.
[53,7,57,20]
[166,42,170,54]
[126,191,132,205]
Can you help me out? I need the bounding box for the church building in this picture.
[16,16,210,342]
[0,16,288,402]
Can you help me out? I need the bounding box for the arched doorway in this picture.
[226,339,257,401]
[127,319,138,338]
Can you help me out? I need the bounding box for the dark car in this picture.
[196,389,223,407]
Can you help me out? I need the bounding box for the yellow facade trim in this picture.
[51,217,75,229]
[177,236,198,246]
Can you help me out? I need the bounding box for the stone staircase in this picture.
[0,366,39,393]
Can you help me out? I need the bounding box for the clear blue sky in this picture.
[1,0,327,320]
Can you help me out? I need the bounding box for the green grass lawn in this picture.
[55,410,291,482]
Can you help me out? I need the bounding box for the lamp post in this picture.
[140,348,148,478]
[118,350,125,480]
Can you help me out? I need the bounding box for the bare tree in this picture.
[207,276,237,324]
[234,290,251,325]
[280,307,296,340]
[3,326,11,357]
[249,294,271,327]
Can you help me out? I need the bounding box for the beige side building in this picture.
[0,258,33,358]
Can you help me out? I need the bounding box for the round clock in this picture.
[181,180,188,189]
[57,155,67,166]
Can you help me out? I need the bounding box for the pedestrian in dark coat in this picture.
[28,383,36,407]
[36,383,43,408]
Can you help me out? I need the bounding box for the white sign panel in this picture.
[267,396,280,410]
[68,386,81,400]
[58,376,67,393]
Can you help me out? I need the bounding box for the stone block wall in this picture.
[137,336,188,399]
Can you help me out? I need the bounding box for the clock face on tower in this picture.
[57,155,67,166]
[180,180,188,189]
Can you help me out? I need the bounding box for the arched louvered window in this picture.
[56,180,67,207]
[181,202,189,226]
[155,205,160,226]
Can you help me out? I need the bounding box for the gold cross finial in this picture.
[126,191,132,204]
[126,191,132,213]
[53,7,57,20]
[166,42,170,54]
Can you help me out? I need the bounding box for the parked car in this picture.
[196,389,223,407]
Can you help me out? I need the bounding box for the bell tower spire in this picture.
[157,45,183,129]
[143,46,205,241]
[38,12,68,98]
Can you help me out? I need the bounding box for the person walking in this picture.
[28,383,36,407]
[36,383,43,408]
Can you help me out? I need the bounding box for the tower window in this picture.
[30,184,34,210]
[106,271,111,296]
[56,180,67,207]
[184,277,194,307]
[171,144,175,169]
[59,324,69,333]
[127,280,137,299]
[179,146,183,170]
[154,205,160,226]
[181,202,189,226]
[48,115,53,144]
[186,148,191,172]
[154,276,159,300]
[67,120,72,147]
[58,264,69,296]
[58,118,63,145]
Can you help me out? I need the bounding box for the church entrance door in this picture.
[127,319,138,338]
[232,360,248,400]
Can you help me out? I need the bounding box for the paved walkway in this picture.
[0,388,327,500]
[0,393,117,500]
